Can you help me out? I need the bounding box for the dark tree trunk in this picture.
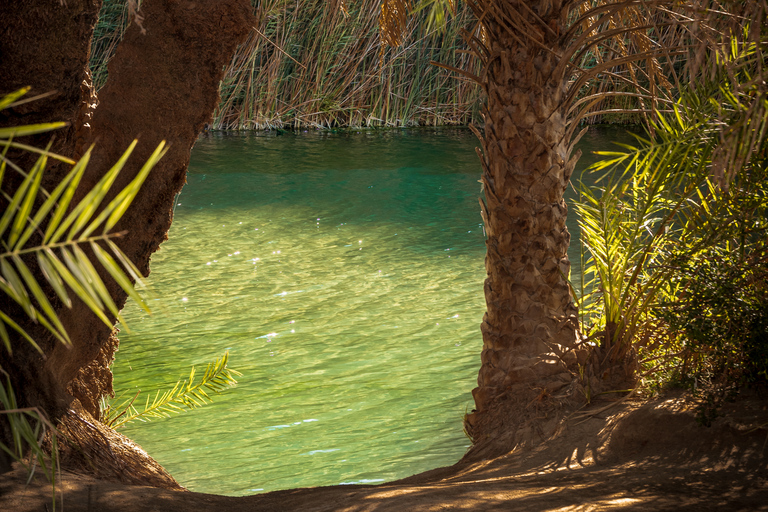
[0,0,254,483]
[463,0,589,457]
[0,0,104,473]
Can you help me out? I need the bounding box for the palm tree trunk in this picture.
[0,0,254,480]
[465,0,586,447]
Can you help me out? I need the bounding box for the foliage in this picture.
[93,0,705,131]
[1,87,242,507]
[574,91,716,363]
[413,0,458,34]
[0,371,58,504]
[102,352,240,429]
[90,0,483,129]
[661,246,768,422]
[0,86,163,506]
[0,96,162,351]
[575,19,768,403]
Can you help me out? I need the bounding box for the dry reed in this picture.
[90,0,483,130]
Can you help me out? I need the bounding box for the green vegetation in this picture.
[575,22,768,414]
[0,89,238,503]
[103,352,240,429]
[91,0,693,130]
[91,0,482,129]
[0,87,159,501]
[0,371,58,503]
[5,0,766,500]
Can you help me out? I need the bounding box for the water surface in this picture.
[113,127,626,495]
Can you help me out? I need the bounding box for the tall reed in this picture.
[90,0,483,129]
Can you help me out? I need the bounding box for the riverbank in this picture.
[3,391,766,511]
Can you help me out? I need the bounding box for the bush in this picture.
[659,245,768,422]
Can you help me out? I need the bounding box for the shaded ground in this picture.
[2,392,767,511]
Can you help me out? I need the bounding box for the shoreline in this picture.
[4,391,766,511]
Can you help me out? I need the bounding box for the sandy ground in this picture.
[2,392,767,511]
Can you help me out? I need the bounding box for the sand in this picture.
[2,391,767,511]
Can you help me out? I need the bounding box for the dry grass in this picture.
[90,0,483,130]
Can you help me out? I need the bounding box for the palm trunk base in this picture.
[465,339,638,457]
[463,376,585,461]
[57,401,183,490]
[585,342,640,398]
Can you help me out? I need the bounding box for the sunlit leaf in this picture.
[0,87,30,111]
[42,147,91,245]
[83,141,166,237]
[51,248,111,326]
[36,252,70,308]
[11,255,68,343]
[0,122,68,140]
[9,154,46,249]
[106,352,239,429]
[1,258,34,317]
[63,140,138,241]
[90,241,148,319]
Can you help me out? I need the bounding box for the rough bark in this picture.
[0,0,254,481]
[0,0,104,472]
[464,0,588,454]
[53,0,255,420]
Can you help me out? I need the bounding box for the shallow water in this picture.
[113,127,626,495]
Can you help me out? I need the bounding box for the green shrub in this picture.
[659,245,768,421]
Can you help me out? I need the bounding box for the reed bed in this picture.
[216,0,484,129]
[90,1,701,129]
[89,0,483,130]
[89,0,134,90]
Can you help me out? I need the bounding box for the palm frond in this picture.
[104,352,241,429]
[0,88,163,351]
[575,14,768,381]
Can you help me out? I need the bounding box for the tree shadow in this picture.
[3,392,766,511]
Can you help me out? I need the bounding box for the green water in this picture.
[113,127,622,495]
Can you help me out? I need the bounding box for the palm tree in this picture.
[383,0,688,450]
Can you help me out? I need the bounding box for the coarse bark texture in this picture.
[0,0,104,472]
[0,0,254,483]
[0,0,101,160]
[56,0,255,421]
[463,0,588,456]
[57,400,182,489]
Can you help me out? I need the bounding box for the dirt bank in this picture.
[2,392,767,511]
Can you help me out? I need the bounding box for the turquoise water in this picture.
[112,127,621,495]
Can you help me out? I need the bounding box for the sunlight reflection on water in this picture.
[113,127,627,496]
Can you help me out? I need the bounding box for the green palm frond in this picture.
[0,89,166,353]
[0,87,168,500]
[575,103,712,345]
[103,352,241,429]
[1,89,241,506]
[575,21,768,378]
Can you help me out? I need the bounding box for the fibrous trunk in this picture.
[464,0,587,454]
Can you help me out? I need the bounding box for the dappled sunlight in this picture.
[3,391,767,510]
[112,130,487,494]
